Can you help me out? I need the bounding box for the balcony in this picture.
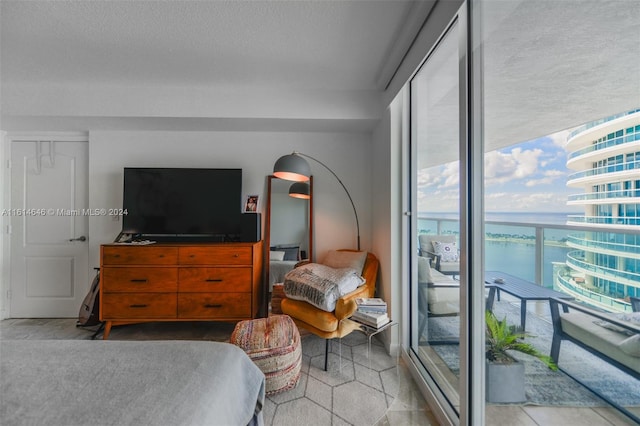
[418,215,640,423]
[566,129,640,161]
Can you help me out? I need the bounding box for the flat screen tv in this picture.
[121,167,243,241]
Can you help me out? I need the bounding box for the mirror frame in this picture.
[263,175,313,315]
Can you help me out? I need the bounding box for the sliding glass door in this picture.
[409,16,464,417]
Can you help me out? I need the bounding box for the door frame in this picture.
[1,132,89,319]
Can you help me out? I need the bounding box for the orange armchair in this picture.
[281,250,380,370]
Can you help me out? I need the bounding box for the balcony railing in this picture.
[567,161,640,182]
[566,250,640,283]
[567,215,640,226]
[567,108,640,140]
[567,189,640,202]
[567,234,640,257]
[419,215,640,312]
[556,274,632,312]
[567,129,640,160]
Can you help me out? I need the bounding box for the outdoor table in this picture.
[485,271,573,332]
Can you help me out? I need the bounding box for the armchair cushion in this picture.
[283,263,365,312]
[321,250,367,274]
[417,256,434,284]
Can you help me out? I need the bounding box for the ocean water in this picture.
[418,212,574,286]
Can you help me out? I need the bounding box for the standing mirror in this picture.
[264,175,313,312]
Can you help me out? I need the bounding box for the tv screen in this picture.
[121,168,243,240]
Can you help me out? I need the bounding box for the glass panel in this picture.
[478,0,639,422]
[410,19,461,412]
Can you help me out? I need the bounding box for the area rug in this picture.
[427,301,640,408]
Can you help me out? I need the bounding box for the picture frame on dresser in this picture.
[244,194,259,213]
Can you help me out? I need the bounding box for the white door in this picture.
[9,138,89,317]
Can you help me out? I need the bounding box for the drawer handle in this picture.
[130,304,148,308]
[205,279,223,282]
[233,254,239,258]
[204,304,223,309]
[130,279,148,283]
[189,254,196,258]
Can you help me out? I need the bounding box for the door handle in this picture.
[69,236,87,242]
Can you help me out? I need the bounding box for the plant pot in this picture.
[486,359,526,403]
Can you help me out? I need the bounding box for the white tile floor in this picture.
[3,317,633,425]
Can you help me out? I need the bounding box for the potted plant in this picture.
[485,310,557,403]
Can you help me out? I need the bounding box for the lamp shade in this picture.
[288,182,310,199]
[273,154,311,182]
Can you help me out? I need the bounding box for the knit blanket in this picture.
[283,263,365,312]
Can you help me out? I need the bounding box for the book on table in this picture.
[356,297,387,307]
[357,305,387,314]
[352,310,390,328]
[356,297,388,314]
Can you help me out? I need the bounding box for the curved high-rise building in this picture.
[560,109,640,313]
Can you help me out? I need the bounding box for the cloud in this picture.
[485,191,570,212]
[547,128,575,149]
[484,148,544,185]
[441,162,459,188]
[524,169,567,187]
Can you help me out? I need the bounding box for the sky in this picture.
[417,128,584,214]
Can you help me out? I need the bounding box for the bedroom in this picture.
[0,1,434,425]
[4,1,638,425]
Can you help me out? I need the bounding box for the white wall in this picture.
[371,90,405,354]
[0,132,5,318]
[88,130,372,268]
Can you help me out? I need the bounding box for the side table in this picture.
[351,319,400,367]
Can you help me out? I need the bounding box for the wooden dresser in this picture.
[99,241,263,339]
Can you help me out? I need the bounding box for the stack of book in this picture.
[352,297,390,328]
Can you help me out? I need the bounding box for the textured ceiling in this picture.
[1,0,638,148]
[0,0,418,91]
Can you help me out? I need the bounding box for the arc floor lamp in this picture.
[273,152,361,251]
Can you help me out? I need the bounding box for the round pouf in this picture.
[230,314,301,396]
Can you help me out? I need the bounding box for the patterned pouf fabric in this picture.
[230,314,301,395]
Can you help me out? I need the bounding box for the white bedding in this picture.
[0,340,265,426]
[269,260,298,291]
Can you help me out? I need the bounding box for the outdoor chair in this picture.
[418,234,460,277]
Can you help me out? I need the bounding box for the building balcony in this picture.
[566,234,640,259]
[566,161,640,187]
[567,215,640,230]
[567,190,640,204]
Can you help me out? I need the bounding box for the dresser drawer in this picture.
[177,293,251,318]
[102,246,178,265]
[178,268,252,292]
[101,293,177,319]
[102,268,178,292]
[179,246,252,265]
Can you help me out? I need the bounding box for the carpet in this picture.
[427,301,640,408]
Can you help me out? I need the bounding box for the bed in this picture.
[268,245,301,291]
[0,340,265,426]
[269,260,298,291]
